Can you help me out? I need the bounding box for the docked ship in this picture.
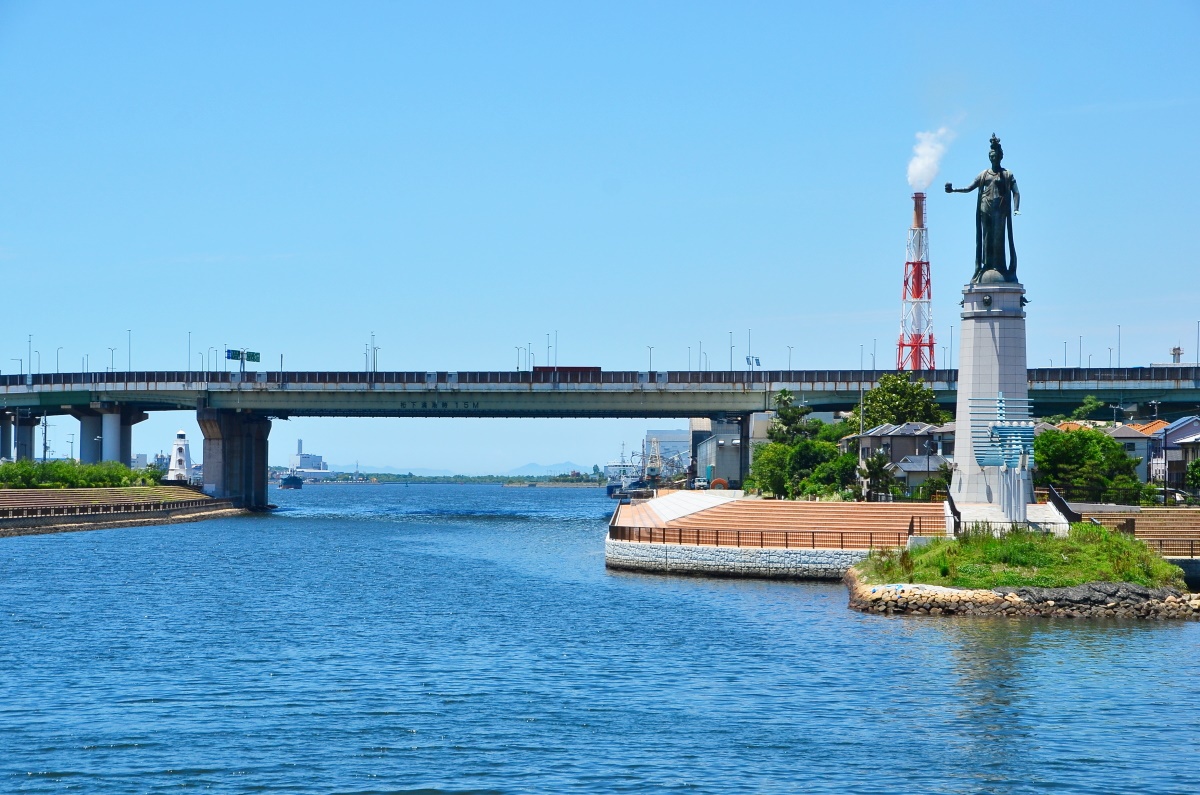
[604,445,645,498]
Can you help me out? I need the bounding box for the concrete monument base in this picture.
[950,281,1034,508]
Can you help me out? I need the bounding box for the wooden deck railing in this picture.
[1142,539,1200,558]
[608,526,912,550]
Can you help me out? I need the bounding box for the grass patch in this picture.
[856,523,1186,590]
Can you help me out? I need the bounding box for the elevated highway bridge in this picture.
[2,366,1197,508]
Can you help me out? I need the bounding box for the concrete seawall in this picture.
[0,504,247,538]
[605,538,867,580]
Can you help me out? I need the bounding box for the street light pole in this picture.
[56,347,63,372]
[647,346,653,371]
[127,329,131,371]
[859,344,864,436]
[787,346,793,371]
[728,331,733,371]
[107,347,116,371]
[1117,324,1121,367]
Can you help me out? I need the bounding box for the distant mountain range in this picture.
[326,462,587,477]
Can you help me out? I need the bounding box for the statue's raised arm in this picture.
[946,134,1020,284]
[944,177,981,194]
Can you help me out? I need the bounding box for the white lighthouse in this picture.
[165,430,192,482]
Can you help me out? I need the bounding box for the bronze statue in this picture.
[946,134,1020,283]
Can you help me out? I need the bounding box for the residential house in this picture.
[1146,416,1200,487]
[1102,424,1153,482]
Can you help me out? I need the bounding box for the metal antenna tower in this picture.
[896,192,936,370]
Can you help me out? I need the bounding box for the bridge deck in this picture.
[0,367,1196,418]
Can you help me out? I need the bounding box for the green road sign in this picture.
[226,349,261,362]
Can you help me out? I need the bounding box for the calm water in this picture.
[1,484,1198,794]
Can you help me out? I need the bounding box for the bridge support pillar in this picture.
[197,409,271,509]
[15,414,39,461]
[101,412,122,462]
[0,412,12,460]
[76,409,149,465]
[79,415,103,463]
[738,415,751,489]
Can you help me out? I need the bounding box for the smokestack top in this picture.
[298,439,303,455]
[912,192,926,230]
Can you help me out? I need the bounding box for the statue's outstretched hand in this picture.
[944,182,954,193]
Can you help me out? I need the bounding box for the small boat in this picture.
[280,472,303,490]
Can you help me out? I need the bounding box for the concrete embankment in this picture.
[845,568,1200,620]
[605,538,866,580]
[0,486,247,538]
[0,504,249,538]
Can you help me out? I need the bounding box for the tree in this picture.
[913,463,953,501]
[1043,394,1106,424]
[858,452,895,501]
[803,453,860,494]
[767,389,821,444]
[1186,459,1200,494]
[1033,428,1149,503]
[849,373,950,431]
[1070,395,1106,421]
[747,442,791,497]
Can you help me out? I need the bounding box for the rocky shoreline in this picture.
[845,568,1200,620]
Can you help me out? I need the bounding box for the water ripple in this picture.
[1,484,1197,794]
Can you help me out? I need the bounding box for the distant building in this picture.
[690,413,771,488]
[290,439,328,472]
[289,439,335,480]
[130,453,148,469]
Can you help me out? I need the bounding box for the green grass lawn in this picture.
[856,523,1186,590]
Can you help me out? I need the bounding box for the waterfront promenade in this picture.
[606,491,946,579]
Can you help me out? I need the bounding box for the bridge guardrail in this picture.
[3,365,1198,390]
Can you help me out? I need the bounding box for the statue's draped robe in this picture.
[967,168,1018,282]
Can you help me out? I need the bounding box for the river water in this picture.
[1,484,1197,794]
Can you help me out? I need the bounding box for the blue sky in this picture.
[1,1,1197,472]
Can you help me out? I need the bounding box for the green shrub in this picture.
[857,523,1186,590]
[0,460,162,489]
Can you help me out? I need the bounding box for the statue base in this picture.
[950,281,1029,506]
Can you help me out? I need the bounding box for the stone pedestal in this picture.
[950,282,1029,505]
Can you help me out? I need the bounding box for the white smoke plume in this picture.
[907,127,955,190]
